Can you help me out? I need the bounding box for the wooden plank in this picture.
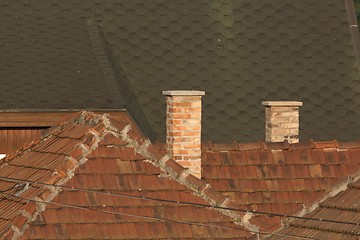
[0,110,146,155]
[0,110,127,127]
[0,129,6,153]
[0,128,45,154]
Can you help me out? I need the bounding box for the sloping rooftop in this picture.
[0,111,261,239]
[1,111,360,239]
[201,140,360,238]
[0,1,360,142]
[0,15,124,110]
[268,176,360,239]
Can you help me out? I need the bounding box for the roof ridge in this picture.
[203,139,360,152]
[272,168,360,236]
[288,221,358,236]
[103,116,262,236]
[3,111,92,163]
[85,19,123,103]
[5,111,261,238]
[6,111,112,239]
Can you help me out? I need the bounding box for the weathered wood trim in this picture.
[0,111,127,127]
[0,110,146,154]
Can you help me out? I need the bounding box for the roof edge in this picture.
[267,168,360,238]
[0,109,126,113]
[201,139,358,152]
[5,111,109,239]
[104,114,262,237]
[344,0,360,74]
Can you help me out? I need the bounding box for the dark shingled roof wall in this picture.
[0,15,124,109]
[0,0,360,143]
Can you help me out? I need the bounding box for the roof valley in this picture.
[102,114,262,235]
[85,19,123,104]
[270,169,360,238]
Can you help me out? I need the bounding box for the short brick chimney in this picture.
[262,101,303,143]
[162,90,205,179]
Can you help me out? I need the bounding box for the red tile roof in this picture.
[2,111,360,239]
[0,111,259,240]
[201,140,360,235]
[268,178,360,239]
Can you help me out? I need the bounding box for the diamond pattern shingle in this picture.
[0,15,124,110]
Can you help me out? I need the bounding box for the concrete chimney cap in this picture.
[262,101,303,107]
[162,90,205,96]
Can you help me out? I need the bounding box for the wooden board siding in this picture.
[0,111,144,155]
[0,127,45,154]
[0,110,128,127]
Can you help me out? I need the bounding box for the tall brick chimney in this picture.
[162,90,205,179]
[262,101,303,143]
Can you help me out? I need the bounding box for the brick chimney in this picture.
[162,90,205,179]
[262,101,303,143]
